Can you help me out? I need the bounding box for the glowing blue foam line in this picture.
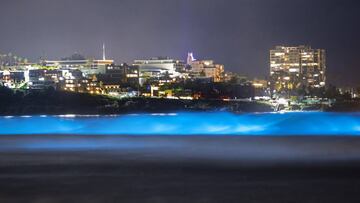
[1,112,360,136]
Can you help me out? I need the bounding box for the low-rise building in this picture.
[133,57,185,82]
[0,70,25,88]
[105,64,139,88]
[44,59,114,76]
[187,53,224,82]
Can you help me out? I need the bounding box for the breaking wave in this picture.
[1,112,360,136]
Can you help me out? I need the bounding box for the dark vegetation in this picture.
[326,100,360,112]
[0,86,272,115]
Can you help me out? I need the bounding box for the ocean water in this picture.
[1,112,360,136]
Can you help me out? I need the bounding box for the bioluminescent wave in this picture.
[1,112,360,136]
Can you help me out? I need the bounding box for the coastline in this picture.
[0,96,274,116]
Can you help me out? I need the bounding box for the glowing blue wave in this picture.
[1,112,360,136]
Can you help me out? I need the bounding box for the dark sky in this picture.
[0,0,360,86]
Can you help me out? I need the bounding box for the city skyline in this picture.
[1,0,360,86]
[2,2,360,203]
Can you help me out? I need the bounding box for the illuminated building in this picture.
[187,52,196,65]
[187,53,224,82]
[43,46,114,76]
[44,59,114,76]
[270,46,326,96]
[60,69,90,93]
[252,79,268,89]
[0,70,25,88]
[84,64,141,96]
[133,57,184,78]
[27,69,62,90]
[105,64,139,88]
[133,57,184,86]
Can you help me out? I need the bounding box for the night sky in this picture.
[0,0,359,86]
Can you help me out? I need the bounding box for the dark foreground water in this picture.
[1,112,360,202]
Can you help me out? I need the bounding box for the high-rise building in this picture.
[187,52,196,65]
[270,45,326,95]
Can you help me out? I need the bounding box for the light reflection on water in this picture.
[1,112,360,136]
